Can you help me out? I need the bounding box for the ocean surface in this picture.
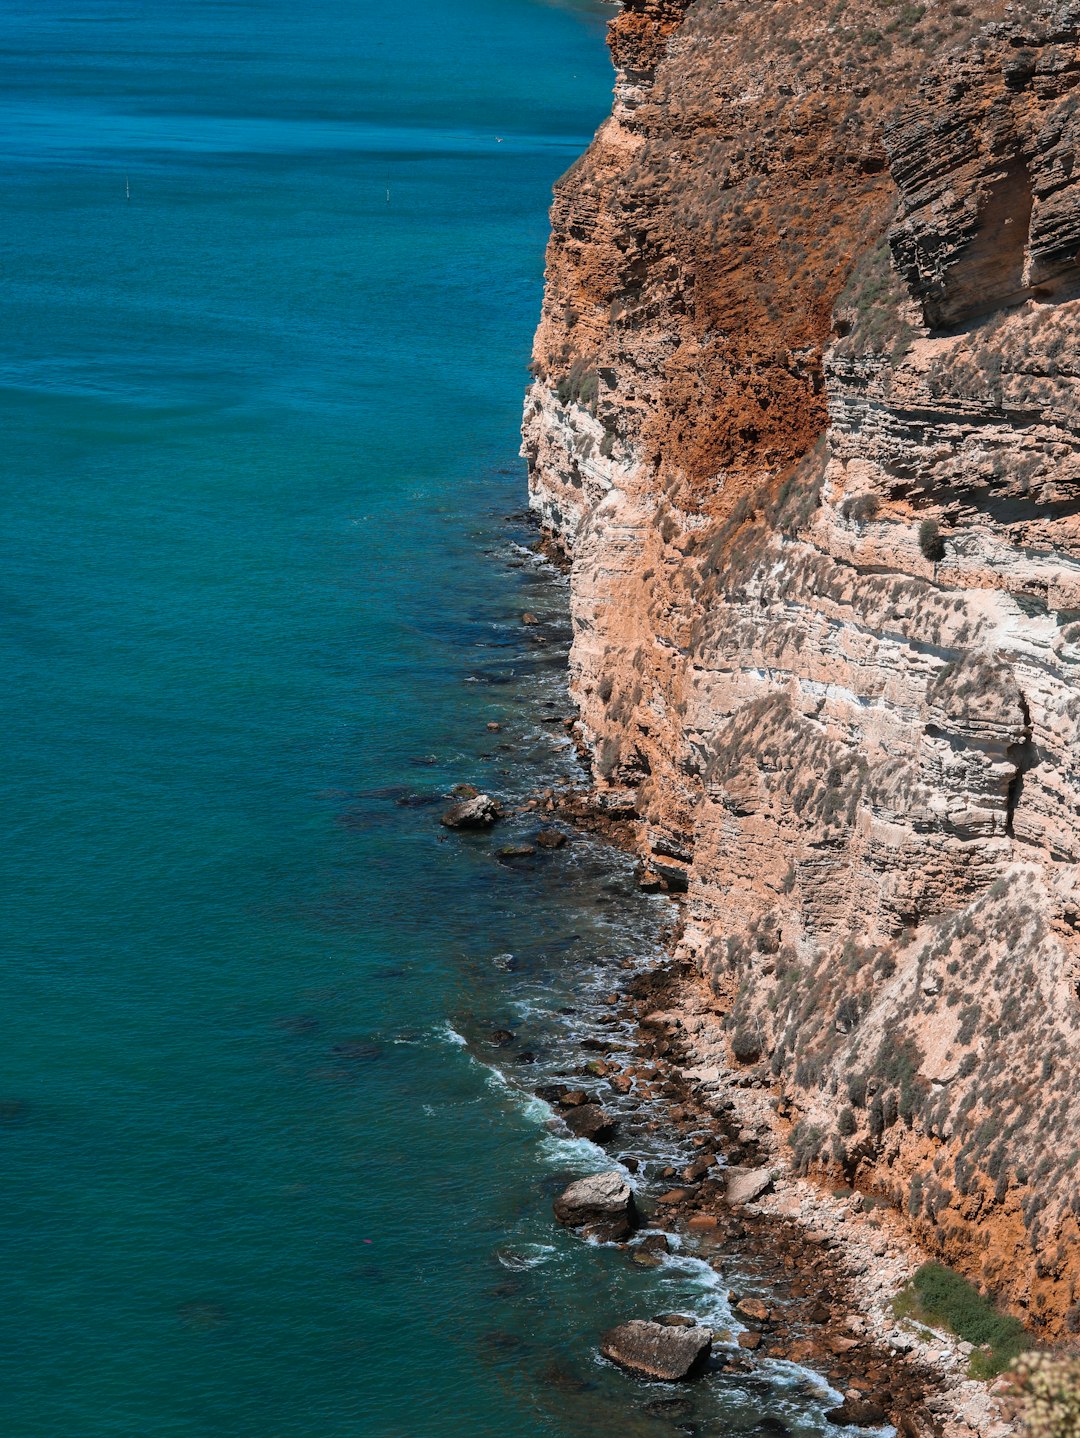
[1,4,882,1436]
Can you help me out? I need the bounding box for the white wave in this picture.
[494,1242,557,1271]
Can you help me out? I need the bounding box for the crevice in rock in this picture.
[1005,691,1038,838]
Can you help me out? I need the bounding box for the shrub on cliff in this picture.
[731,1027,763,1064]
[554,360,599,413]
[918,518,946,562]
[840,492,880,524]
[893,1263,1030,1377]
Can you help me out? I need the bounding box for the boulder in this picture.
[553,1171,636,1241]
[555,1089,589,1108]
[654,1313,697,1328]
[600,1320,712,1381]
[635,1232,671,1255]
[440,794,503,829]
[824,1398,889,1428]
[563,1105,617,1142]
[735,1296,771,1323]
[535,828,568,849]
[726,1167,774,1206]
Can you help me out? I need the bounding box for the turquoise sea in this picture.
[2,4,883,1436]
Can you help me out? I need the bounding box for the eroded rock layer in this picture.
[524,0,1080,1335]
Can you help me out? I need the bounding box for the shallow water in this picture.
[2,4,886,1435]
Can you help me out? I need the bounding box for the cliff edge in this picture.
[524,0,1080,1337]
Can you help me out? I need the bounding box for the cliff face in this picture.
[525,0,1080,1335]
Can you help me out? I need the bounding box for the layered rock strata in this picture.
[524,0,1080,1336]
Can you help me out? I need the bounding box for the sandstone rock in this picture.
[535,828,567,849]
[737,1330,761,1351]
[525,0,1080,1337]
[827,1334,862,1354]
[599,1320,712,1381]
[554,1089,588,1108]
[726,1168,774,1207]
[553,1172,636,1241]
[440,794,502,829]
[654,1312,697,1328]
[735,1296,770,1323]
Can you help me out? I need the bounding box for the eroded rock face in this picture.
[525,0,1080,1335]
[599,1319,712,1381]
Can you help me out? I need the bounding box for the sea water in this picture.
[1,4,882,1435]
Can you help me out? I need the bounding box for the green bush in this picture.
[893,1263,1031,1377]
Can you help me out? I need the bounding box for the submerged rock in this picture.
[644,1396,693,1418]
[440,793,503,829]
[600,1319,712,1381]
[553,1171,636,1241]
[635,1232,672,1255]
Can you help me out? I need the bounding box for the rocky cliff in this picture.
[524,0,1080,1337]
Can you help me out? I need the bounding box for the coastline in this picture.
[526,770,1019,1437]
[458,519,1012,1436]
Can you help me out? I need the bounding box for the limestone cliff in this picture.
[525,0,1080,1337]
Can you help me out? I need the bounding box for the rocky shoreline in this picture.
[529,785,1019,1437]
[447,527,1022,1436]
[619,954,1019,1438]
